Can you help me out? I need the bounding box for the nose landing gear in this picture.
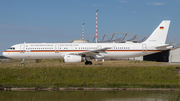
[21,59,25,65]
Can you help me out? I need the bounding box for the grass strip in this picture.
[0,64,179,88]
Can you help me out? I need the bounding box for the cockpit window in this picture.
[8,47,15,50]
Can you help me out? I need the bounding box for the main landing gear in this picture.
[85,61,92,65]
[85,57,92,65]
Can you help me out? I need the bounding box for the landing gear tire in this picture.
[21,59,25,66]
[85,61,92,65]
[89,61,92,65]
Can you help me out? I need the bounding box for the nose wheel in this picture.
[85,61,92,65]
[21,59,25,65]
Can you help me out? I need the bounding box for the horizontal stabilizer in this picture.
[155,44,173,49]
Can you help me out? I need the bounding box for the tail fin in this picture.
[143,20,170,44]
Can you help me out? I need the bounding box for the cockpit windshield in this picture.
[8,47,15,50]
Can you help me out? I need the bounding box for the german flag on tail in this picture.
[160,27,164,29]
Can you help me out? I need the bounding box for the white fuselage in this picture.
[2,20,172,65]
[2,42,162,59]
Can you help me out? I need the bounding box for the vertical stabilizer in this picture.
[143,20,170,44]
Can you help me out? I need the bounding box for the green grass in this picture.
[0,59,180,88]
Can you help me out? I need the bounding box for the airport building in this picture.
[169,46,180,63]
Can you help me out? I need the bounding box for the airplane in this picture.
[2,20,173,65]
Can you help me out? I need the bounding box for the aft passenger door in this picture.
[142,44,147,53]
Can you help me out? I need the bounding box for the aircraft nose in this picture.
[2,51,12,59]
[2,52,5,56]
[2,51,7,57]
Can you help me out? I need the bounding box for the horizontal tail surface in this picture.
[143,20,170,44]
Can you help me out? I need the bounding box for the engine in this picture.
[63,55,85,63]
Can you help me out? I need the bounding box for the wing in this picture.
[69,47,111,58]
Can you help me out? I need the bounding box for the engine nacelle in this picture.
[63,55,84,63]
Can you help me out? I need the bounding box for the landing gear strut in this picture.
[21,59,25,65]
[85,61,92,65]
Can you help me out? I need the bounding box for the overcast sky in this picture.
[1,0,180,54]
